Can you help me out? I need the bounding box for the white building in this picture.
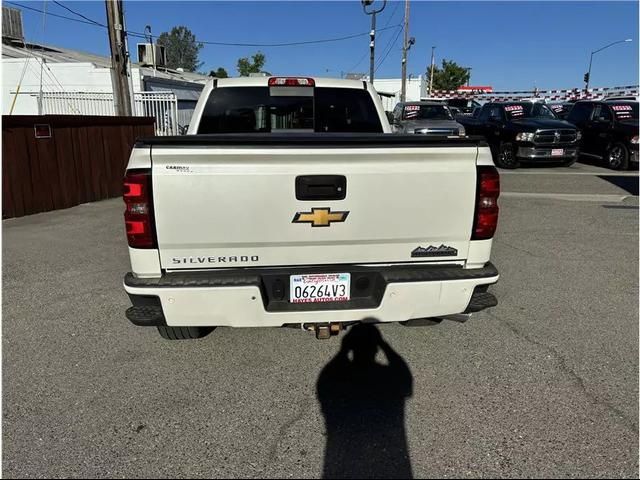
[2,6,209,131]
[373,76,425,111]
[2,39,209,126]
[344,73,426,111]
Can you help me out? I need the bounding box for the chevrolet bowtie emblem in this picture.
[292,208,349,227]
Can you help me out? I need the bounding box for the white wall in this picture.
[373,76,424,111]
[2,58,150,115]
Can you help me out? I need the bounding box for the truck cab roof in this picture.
[208,76,370,90]
[399,101,445,106]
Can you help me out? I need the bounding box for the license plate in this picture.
[551,148,564,156]
[289,273,350,303]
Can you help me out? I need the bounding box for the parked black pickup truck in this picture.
[566,100,638,170]
[457,102,581,168]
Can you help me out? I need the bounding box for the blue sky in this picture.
[12,0,640,90]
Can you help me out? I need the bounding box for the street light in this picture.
[361,0,387,83]
[584,38,632,91]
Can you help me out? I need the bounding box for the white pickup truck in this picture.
[123,76,500,340]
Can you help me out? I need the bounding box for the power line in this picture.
[374,2,403,71]
[344,51,369,75]
[52,0,105,27]
[196,25,401,47]
[381,1,402,32]
[6,1,104,28]
[375,25,403,73]
[342,1,401,75]
[9,2,401,47]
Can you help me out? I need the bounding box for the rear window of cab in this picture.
[198,86,383,134]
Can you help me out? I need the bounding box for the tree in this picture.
[426,59,471,91]
[209,67,229,78]
[157,26,203,72]
[237,52,267,76]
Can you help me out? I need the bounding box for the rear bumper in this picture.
[516,145,578,161]
[124,263,499,328]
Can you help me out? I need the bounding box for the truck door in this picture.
[590,104,614,156]
[567,102,596,154]
[468,104,491,136]
[485,105,504,146]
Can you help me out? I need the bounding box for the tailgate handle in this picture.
[296,175,346,201]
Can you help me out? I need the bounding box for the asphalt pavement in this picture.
[3,163,638,478]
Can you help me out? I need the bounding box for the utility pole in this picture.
[38,1,47,115]
[428,46,435,96]
[105,0,132,116]
[361,0,387,84]
[400,0,410,102]
[121,1,137,114]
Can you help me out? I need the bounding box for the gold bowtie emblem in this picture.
[292,208,349,227]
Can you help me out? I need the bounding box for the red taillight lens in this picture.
[472,166,500,240]
[123,169,156,248]
[268,77,315,87]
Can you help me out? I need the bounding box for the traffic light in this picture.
[583,72,590,84]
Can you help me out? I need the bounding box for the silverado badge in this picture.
[292,208,349,227]
[412,245,458,257]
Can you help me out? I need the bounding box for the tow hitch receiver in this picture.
[304,323,342,339]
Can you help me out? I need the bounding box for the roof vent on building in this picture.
[2,7,24,43]
[137,43,167,67]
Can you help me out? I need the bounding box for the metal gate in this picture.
[36,91,179,135]
[133,92,178,136]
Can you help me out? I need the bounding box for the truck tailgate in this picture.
[150,139,479,270]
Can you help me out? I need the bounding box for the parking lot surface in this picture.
[3,165,638,478]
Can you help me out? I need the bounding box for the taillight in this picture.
[472,166,500,240]
[268,77,315,87]
[123,169,156,248]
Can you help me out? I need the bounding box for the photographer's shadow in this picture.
[316,323,413,479]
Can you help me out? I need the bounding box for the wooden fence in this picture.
[2,115,155,218]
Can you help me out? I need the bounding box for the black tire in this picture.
[494,142,520,169]
[605,142,630,170]
[157,326,214,340]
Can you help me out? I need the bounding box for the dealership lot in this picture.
[3,165,638,478]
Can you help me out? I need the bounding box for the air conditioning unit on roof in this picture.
[2,7,24,42]
[137,43,167,67]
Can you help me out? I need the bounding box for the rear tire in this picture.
[157,326,215,340]
[494,142,520,169]
[605,142,629,170]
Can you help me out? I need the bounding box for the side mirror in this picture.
[385,112,395,124]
